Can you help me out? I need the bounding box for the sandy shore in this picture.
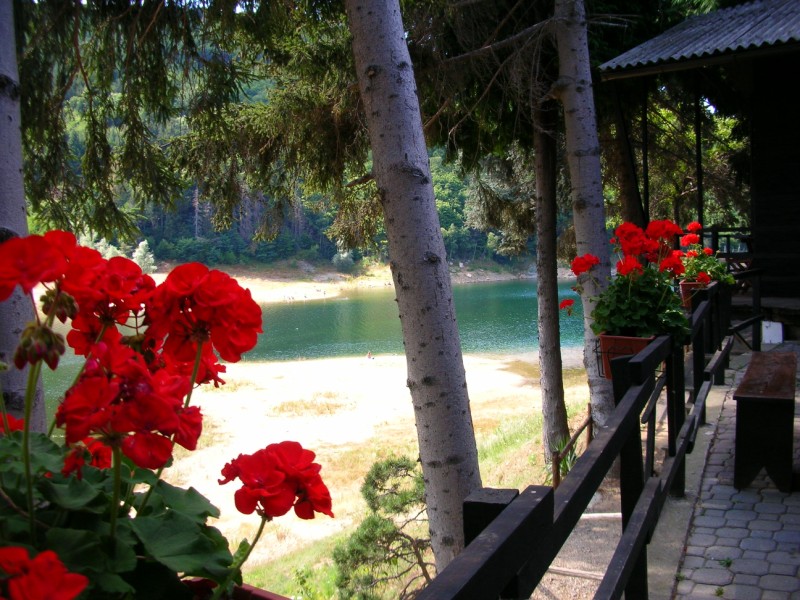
[166,348,587,568]
[155,265,587,569]
[151,261,574,305]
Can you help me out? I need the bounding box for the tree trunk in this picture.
[534,101,570,458]
[344,0,482,568]
[609,86,646,227]
[0,0,45,431]
[193,187,200,238]
[553,0,614,427]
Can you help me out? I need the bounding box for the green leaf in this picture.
[93,572,136,596]
[130,512,233,576]
[45,528,107,573]
[27,432,69,474]
[0,432,64,476]
[150,480,221,522]
[40,476,106,512]
[121,464,160,487]
[231,538,251,567]
[105,521,139,574]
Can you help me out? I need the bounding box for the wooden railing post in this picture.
[665,337,686,497]
[752,271,762,351]
[462,487,522,599]
[610,355,648,599]
[691,302,706,412]
[717,283,732,381]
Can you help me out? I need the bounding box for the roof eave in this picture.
[600,40,800,81]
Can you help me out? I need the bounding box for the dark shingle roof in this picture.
[600,0,800,79]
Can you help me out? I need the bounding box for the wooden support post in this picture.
[693,291,708,426]
[752,274,762,351]
[610,355,649,599]
[552,451,561,489]
[717,284,732,382]
[462,488,523,599]
[463,488,520,546]
[666,338,686,497]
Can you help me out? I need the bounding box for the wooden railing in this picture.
[417,282,735,600]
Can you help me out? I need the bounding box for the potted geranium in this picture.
[569,220,690,378]
[678,221,735,309]
[0,231,333,600]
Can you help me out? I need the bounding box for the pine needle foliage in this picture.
[333,456,434,600]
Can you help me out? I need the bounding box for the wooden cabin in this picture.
[599,0,800,337]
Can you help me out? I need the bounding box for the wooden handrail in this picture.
[419,282,735,600]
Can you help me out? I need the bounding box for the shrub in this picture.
[333,457,433,599]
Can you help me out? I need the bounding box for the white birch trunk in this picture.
[0,0,45,431]
[345,0,482,568]
[553,0,614,426]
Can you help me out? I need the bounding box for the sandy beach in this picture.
[157,264,588,570]
[167,350,587,567]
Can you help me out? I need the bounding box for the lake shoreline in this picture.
[153,261,576,305]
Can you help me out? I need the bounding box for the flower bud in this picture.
[14,324,66,370]
[40,288,78,323]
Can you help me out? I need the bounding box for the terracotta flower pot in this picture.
[598,334,655,379]
[679,280,706,310]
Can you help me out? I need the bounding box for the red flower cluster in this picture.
[686,221,702,233]
[0,414,25,436]
[680,233,701,247]
[610,222,685,278]
[570,253,600,276]
[62,438,113,479]
[558,298,575,315]
[220,441,334,520]
[0,231,263,473]
[678,222,734,286]
[55,327,204,469]
[0,547,88,600]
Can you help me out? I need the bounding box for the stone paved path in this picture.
[673,346,800,599]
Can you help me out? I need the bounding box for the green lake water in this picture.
[42,279,584,409]
[252,279,583,360]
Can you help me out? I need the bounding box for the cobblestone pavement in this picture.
[673,346,800,599]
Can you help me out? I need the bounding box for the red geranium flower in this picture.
[121,431,174,470]
[219,441,334,520]
[146,263,263,364]
[614,222,649,256]
[703,247,714,256]
[56,339,197,469]
[686,221,703,233]
[62,438,112,479]
[645,219,684,242]
[0,547,88,600]
[559,298,575,316]
[696,271,712,285]
[0,235,68,300]
[616,255,643,276]
[62,255,154,329]
[680,233,700,247]
[659,252,685,278]
[570,254,600,276]
[0,414,25,436]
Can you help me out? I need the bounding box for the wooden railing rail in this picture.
[417,285,735,600]
[551,403,593,489]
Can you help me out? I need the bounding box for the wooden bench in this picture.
[733,351,797,492]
